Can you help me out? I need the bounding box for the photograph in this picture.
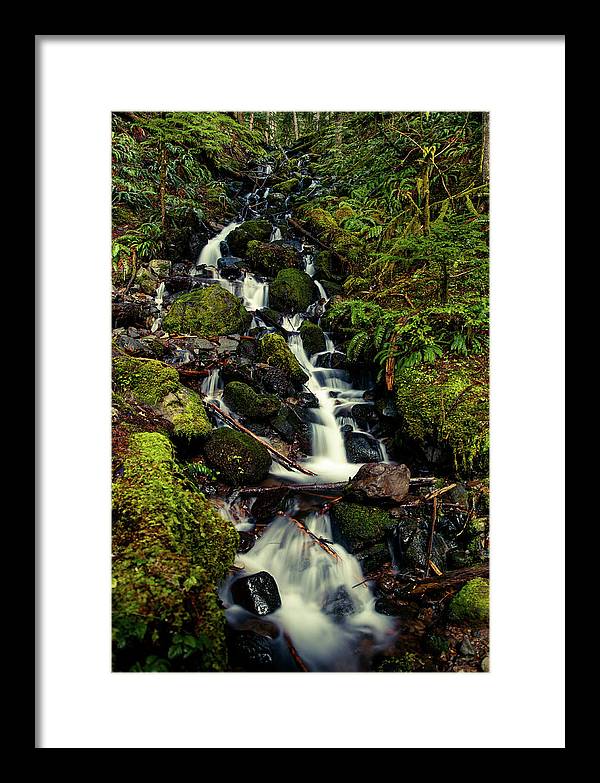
[111,110,490,673]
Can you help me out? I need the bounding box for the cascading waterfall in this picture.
[190,187,395,670]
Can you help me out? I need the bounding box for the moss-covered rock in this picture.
[227,219,273,257]
[448,578,489,624]
[223,381,280,419]
[258,333,309,386]
[113,353,212,440]
[298,206,339,242]
[315,250,341,281]
[203,427,272,485]
[300,320,326,356]
[330,501,395,551]
[112,431,238,671]
[274,177,300,195]
[245,240,301,276]
[394,356,489,476]
[269,268,318,314]
[163,285,251,337]
[135,267,158,295]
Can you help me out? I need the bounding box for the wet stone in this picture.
[230,571,282,616]
[237,531,256,554]
[459,637,476,657]
[322,586,355,621]
[226,629,275,672]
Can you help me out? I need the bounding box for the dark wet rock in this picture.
[297,390,319,408]
[374,597,401,616]
[165,275,193,294]
[114,334,157,358]
[215,336,241,355]
[112,297,158,329]
[344,431,384,464]
[226,629,275,672]
[312,351,347,371]
[237,531,256,554]
[166,346,196,366]
[459,637,476,657]
[355,542,391,574]
[375,398,398,418]
[447,483,470,509]
[340,424,353,433]
[351,403,379,432]
[259,364,296,398]
[345,462,411,505]
[447,549,474,569]
[269,404,311,451]
[386,515,449,573]
[127,327,141,338]
[322,586,355,621]
[220,359,255,387]
[230,571,282,616]
[250,489,290,524]
[217,256,244,279]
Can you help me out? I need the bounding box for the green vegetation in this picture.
[112,432,238,671]
[226,220,273,257]
[245,240,300,275]
[449,578,490,623]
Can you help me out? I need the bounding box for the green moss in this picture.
[203,426,272,485]
[227,219,273,257]
[269,268,318,313]
[394,356,489,476]
[136,267,158,294]
[298,206,339,241]
[113,354,180,406]
[299,320,326,356]
[164,387,212,440]
[376,653,422,672]
[274,177,300,194]
[163,285,251,337]
[330,501,394,550]
[315,250,339,281]
[449,578,489,624]
[246,240,300,275]
[259,307,283,325]
[223,381,280,419]
[113,354,212,441]
[112,432,238,671]
[258,333,309,386]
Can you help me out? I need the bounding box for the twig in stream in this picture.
[280,512,341,561]
[283,632,309,672]
[424,496,438,578]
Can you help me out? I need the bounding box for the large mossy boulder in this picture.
[394,356,489,476]
[112,432,238,671]
[223,381,280,419]
[226,219,273,257]
[112,353,212,441]
[299,320,326,356]
[297,206,339,242]
[269,268,318,314]
[330,501,395,552]
[245,240,301,276]
[258,333,309,386]
[448,578,489,624]
[163,285,251,337]
[273,177,300,195]
[203,427,272,485]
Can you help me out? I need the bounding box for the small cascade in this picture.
[221,508,395,671]
[150,281,166,333]
[196,222,240,271]
[270,226,282,242]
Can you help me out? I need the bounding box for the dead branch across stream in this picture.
[236,476,439,496]
[281,512,341,561]
[401,564,489,596]
[204,401,316,477]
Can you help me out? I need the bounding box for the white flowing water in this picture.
[191,204,396,670]
[222,508,395,671]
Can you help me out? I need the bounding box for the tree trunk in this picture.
[292,111,299,141]
[249,112,254,131]
[481,112,490,184]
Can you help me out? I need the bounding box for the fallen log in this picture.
[402,564,489,596]
[236,477,438,496]
[204,401,316,477]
